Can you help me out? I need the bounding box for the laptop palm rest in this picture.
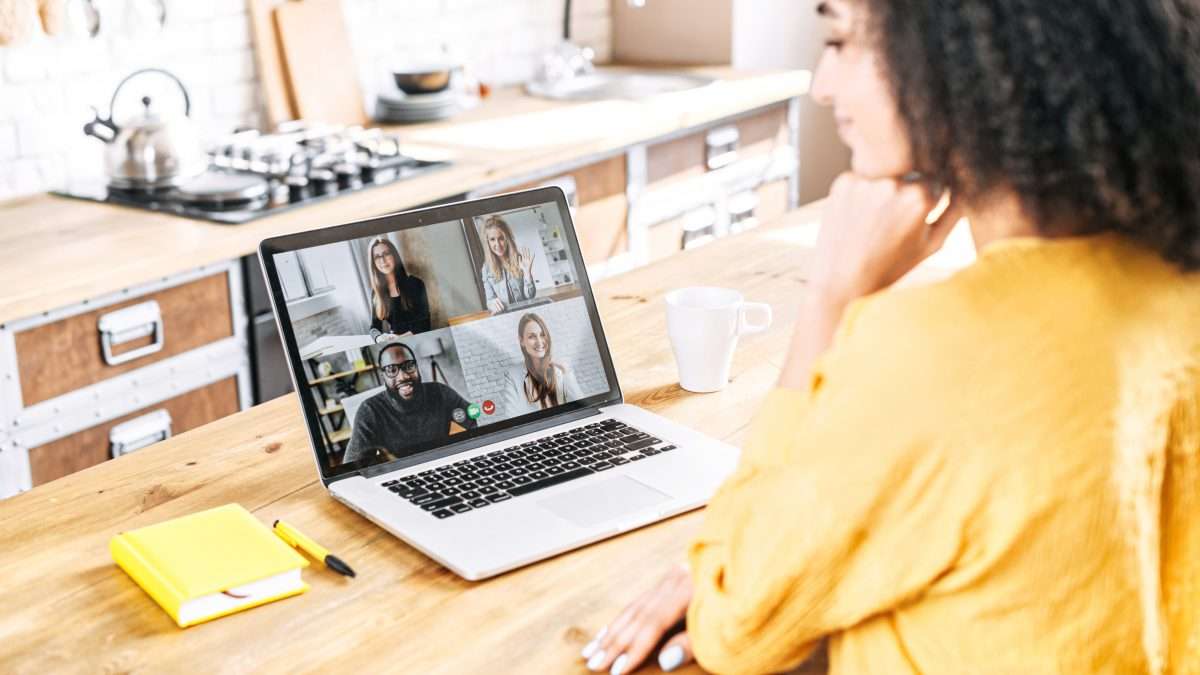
[539,477,672,528]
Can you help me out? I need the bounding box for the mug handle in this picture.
[738,302,773,335]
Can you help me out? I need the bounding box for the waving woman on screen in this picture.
[480,215,537,314]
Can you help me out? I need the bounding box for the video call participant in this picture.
[480,215,538,314]
[502,313,583,416]
[366,236,432,343]
[343,343,477,465]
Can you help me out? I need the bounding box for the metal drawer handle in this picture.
[109,409,173,458]
[706,125,740,170]
[681,206,718,251]
[99,300,165,366]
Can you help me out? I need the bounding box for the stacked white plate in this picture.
[374,89,463,124]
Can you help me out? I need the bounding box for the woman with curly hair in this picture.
[577,1,1200,674]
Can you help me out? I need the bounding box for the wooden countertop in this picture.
[0,67,810,327]
[0,203,826,674]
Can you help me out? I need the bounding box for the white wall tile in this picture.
[1,0,612,199]
[0,123,18,161]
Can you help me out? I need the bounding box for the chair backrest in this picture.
[341,386,385,428]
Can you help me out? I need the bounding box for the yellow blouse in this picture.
[687,233,1200,674]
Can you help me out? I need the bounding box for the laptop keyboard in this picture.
[380,419,676,519]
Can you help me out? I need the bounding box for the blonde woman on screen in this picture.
[480,215,537,314]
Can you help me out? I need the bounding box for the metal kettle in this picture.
[83,68,208,189]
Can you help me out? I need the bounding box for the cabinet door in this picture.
[26,377,241,486]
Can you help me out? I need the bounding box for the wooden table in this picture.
[0,204,826,674]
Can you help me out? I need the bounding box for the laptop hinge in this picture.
[335,405,608,484]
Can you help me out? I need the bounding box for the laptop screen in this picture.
[263,190,619,480]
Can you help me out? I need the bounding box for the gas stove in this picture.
[54,124,451,224]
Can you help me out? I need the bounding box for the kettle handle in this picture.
[109,67,192,119]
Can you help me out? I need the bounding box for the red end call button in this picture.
[482,400,496,415]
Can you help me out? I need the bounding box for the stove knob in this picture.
[286,175,310,203]
[333,162,361,190]
[360,159,380,184]
[308,168,336,196]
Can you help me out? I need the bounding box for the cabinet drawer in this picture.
[12,271,234,407]
[27,376,240,486]
[646,104,790,190]
[505,156,629,265]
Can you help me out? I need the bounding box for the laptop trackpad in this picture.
[540,477,672,528]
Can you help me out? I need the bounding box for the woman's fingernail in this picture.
[659,645,685,672]
[610,654,629,675]
[581,640,598,659]
[586,650,607,671]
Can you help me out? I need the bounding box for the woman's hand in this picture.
[808,173,956,309]
[375,332,401,345]
[489,298,506,314]
[778,173,956,389]
[580,564,695,674]
[518,246,536,274]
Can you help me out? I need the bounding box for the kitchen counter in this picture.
[0,67,810,327]
[0,202,826,674]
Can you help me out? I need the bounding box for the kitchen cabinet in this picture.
[632,102,797,264]
[0,263,251,498]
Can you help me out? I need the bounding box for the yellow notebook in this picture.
[111,503,309,628]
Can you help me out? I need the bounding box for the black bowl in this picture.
[392,69,452,95]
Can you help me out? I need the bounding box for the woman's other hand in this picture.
[518,246,536,273]
[375,333,401,344]
[809,173,956,308]
[489,298,507,314]
[580,564,695,674]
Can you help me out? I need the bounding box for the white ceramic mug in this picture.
[665,287,772,393]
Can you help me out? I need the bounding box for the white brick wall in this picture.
[450,296,610,420]
[0,0,612,201]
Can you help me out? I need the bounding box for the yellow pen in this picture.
[273,520,356,578]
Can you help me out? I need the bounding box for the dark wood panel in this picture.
[28,377,241,486]
[15,272,234,407]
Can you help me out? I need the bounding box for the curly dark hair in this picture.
[859,0,1200,269]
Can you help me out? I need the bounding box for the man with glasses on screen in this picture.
[343,343,477,465]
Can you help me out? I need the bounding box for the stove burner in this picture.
[54,124,452,224]
[168,172,270,207]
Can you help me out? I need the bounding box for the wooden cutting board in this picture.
[247,0,295,127]
[273,0,367,125]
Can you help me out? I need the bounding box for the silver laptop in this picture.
[260,187,738,580]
